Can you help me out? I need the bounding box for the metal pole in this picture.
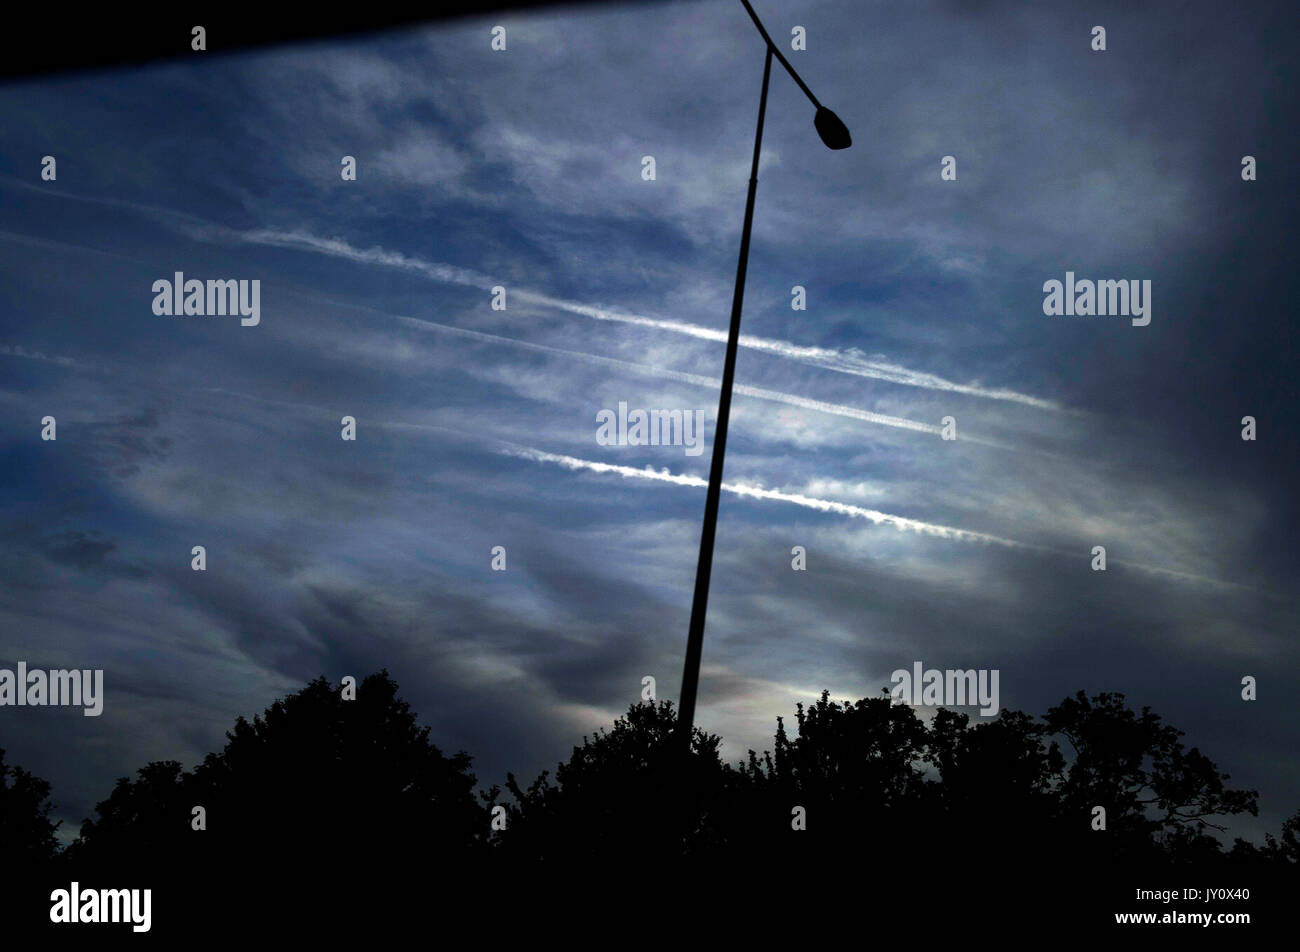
[739,0,821,109]
[675,45,773,748]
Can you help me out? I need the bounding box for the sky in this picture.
[0,0,1296,846]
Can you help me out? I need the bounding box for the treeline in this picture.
[3,671,1296,932]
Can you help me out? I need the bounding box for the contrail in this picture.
[504,445,1034,548]
[198,387,1246,591]
[0,181,1063,411]
[513,290,1063,412]
[200,384,1016,546]
[396,315,980,443]
[500,444,1249,590]
[209,227,1060,412]
[0,182,1238,591]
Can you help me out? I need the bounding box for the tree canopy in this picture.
[4,675,1293,928]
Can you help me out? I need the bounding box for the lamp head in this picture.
[814,106,852,150]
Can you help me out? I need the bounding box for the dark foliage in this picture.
[5,677,1294,933]
[58,670,485,926]
[0,747,60,866]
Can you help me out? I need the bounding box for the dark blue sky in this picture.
[1,0,1296,845]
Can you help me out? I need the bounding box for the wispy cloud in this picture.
[189,225,1062,413]
[0,343,79,367]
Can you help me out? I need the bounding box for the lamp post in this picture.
[675,0,851,750]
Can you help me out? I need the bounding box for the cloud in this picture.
[0,343,79,367]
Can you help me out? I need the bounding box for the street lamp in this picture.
[675,0,851,748]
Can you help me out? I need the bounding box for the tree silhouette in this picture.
[484,688,1279,884]
[0,747,59,866]
[725,691,932,865]
[1042,690,1259,868]
[490,699,731,866]
[1275,810,1300,864]
[923,706,1065,867]
[25,677,1289,933]
[67,671,486,923]
[65,760,191,868]
[188,670,485,866]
